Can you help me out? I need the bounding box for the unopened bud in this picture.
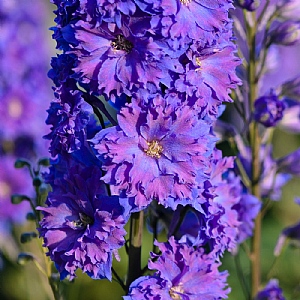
[236,0,260,11]
[270,21,300,46]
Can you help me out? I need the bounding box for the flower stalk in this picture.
[246,9,262,298]
[126,211,144,291]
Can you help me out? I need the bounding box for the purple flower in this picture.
[72,18,182,100]
[166,150,241,255]
[38,163,130,280]
[124,237,230,300]
[255,279,285,300]
[176,43,241,105]
[253,92,286,127]
[92,97,216,210]
[136,0,233,44]
[80,0,137,25]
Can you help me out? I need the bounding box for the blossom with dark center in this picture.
[38,164,130,280]
[124,237,230,299]
[92,97,216,210]
[72,18,183,100]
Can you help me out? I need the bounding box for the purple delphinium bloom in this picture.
[175,43,241,107]
[38,163,130,280]
[232,193,261,245]
[92,97,216,210]
[72,17,183,100]
[255,279,285,300]
[167,150,242,255]
[253,92,286,127]
[80,0,137,25]
[136,0,233,45]
[124,237,230,300]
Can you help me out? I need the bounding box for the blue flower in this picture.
[38,163,130,280]
[124,237,230,300]
[92,97,216,210]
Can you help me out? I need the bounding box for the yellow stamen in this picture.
[180,0,192,5]
[169,285,184,300]
[195,57,202,72]
[144,140,163,159]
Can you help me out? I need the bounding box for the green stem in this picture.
[126,211,144,291]
[245,9,262,298]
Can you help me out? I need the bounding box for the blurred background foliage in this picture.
[1,1,300,300]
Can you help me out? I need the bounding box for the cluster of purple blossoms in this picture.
[37,0,281,298]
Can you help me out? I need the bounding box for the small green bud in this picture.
[26,212,36,221]
[20,232,38,244]
[17,253,34,265]
[14,158,31,169]
[11,194,31,204]
[38,158,50,167]
[33,177,42,187]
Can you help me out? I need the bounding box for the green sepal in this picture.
[14,158,31,169]
[17,253,34,265]
[20,232,38,244]
[11,194,31,204]
[38,157,50,167]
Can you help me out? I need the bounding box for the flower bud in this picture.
[270,21,300,46]
[253,92,285,127]
[235,0,260,11]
